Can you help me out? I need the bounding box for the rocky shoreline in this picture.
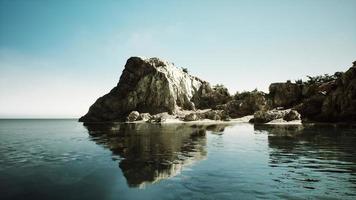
[79,57,356,124]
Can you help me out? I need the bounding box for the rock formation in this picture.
[79,57,209,122]
[80,56,355,124]
[283,110,301,121]
[269,81,302,108]
[252,109,300,123]
[217,90,268,118]
[191,83,232,109]
[255,61,356,123]
[299,62,356,122]
[126,111,139,122]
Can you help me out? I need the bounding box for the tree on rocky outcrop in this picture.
[295,79,303,84]
[305,73,342,85]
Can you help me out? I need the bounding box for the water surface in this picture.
[1,119,356,199]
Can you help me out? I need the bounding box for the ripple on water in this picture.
[1,121,356,200]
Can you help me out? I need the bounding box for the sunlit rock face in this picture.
[79,57,207,122]
[84,123,231,188]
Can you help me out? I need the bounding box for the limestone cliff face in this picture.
[79,57,206,122]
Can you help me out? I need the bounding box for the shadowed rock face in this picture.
[299,63,356,122]
[269,81,302,108]
[192,83,232,109]
[266,62,356,122]
[218,90,268,118]
[84,123,231,188]
[79,57,207,122]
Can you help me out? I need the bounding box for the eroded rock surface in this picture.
[253,109,301,123]
[299,62,356,122]
[217,90,268,118]
[265,61,356,123]
[80,57,207,122]
[138,113,152,121]
[184,113,199,121]
[269,81,302,108]
[80,57,355,124]
[192,84,232,109]
[126,111,140,122]
[283,110,301,121]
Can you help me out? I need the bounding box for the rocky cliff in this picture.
[79,57,208,122]
[266,61,356,122]
[80,57,355,123]
[299,62,356,122]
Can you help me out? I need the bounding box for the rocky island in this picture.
[79,57,356,124]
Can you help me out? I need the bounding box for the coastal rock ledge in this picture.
[79,57,209,122]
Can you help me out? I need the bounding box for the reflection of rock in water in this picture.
[254,124,356,174]
[84,123,230,188]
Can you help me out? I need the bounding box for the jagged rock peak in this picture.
[79,57,208,122]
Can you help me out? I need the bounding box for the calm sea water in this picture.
[1,119,356,200]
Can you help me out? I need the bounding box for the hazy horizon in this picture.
[1,0,356,118]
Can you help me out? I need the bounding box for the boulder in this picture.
[126,111,140,122]
[184,113,199,121]
[201,110,230,121]
[253,109,290,123]
[283,110,301,121]
[148,112,173,123]
[137,113,152,121]
[79,57,206,122]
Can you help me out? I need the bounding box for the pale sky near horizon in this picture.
[0,0,356,118]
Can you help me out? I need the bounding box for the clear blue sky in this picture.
[1,0,355,118]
